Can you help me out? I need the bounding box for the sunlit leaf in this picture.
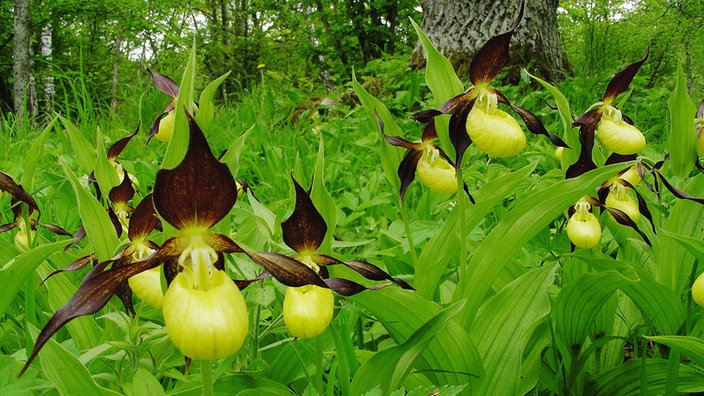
[669,63,698,179]
[585,358,704,395]
[162,42,197,169]
[196,71,231,132]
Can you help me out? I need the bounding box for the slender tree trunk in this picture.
[412,0,570,82]
[41,22,54,112]
[13,0,32,122]
[305,6,335,92]
[111,36,122,113]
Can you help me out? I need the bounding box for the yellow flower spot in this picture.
[466,90,525,157]
[567,198,601,249]
[416,146,458,194]
[596,105,645,155]
[283,285,334,339]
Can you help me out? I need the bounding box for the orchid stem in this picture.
[201,360,214,396]
[315,335,324,395]
[400,205,418,265]
[456,166,468,281]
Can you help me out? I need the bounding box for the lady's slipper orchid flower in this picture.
[412,1,568,167]
[147,70,180,143]
[382,117,465,202]
[696,100,704,160]
[569,53,649,178]
[270,176,412,338]
[566,197,601,249]
[0,172,71,249]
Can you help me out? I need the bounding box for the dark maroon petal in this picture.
[39,223,73,237]
[448,111,472,168]
[39,254,97,286]
[697,99,704,119]
[107,123,140,161]
[234,271,273,290]
[469,1,524,86]
[603,207,651,246]
[107,206,123,238]
[605,153,637,166]
[655,171,704,205]
[312,253,344,266]
[128,194,161,241]
[343,260,414,290]
[241,249,329,288]
[109,171,135,206]
[567,109,601,179]
[148,69,179,98]
[421,119,438,142]
[438,90,475,115]
[64,225,86,251]
[410,109,444,123]
[0,172,39,217]
[0,222,16,233]
[281,177,327,253]
[21,253,167,376]
[603,51,649,102]
[398,149,423,203]
[384,135,418,150]
[323,278,368,296]
[153,112,237,230]
[206,233,243,253]
[696,159,704,174]
[631,184,656,234]
[147,113,166,144]
[510,103,569,148]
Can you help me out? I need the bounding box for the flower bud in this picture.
[466,92,525,157]
[567,199,601,249]
[128,267,164,309]
[692,272,704,307]
[155,110,176,142]
[283,285,334,339]
[596,106,645,155]
[416,147,457,194]
[163,268,249,360]
[605,185,640,222]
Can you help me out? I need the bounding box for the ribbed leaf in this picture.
[28,324,121,396]
[553,271,636,360]
[59,115,96,174]
[162,42,197,169]
[408,19,464,107]
[61,160,119,262]
[131,368,166,396]
[455,162,633,327]
[196,71,231,132]
[350,301,465,395]
[647,336,704,366]
[0,240,69,318]
[585,358,704,395]
[351,288,483,389]
[415,161,537,298]
[669,63,698,179]
[663,230,704,262]
[470,263,558,395]
[21,119,54,190]
[93,130,120,195]
[351,71,404,191]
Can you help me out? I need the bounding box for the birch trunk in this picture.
[13,0,32,121]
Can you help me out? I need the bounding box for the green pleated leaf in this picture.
[351,71,404,192]
[131,368,166,396]
[647,336,704,366]
[163,42,197,169]
[59,115,97,174]
[196,71,231,132]
[21,118,55,190]
[585,358,704,396]
[0,240,69,319]
[471,263,558,395]
[579,252,686,335]
[61,160,120,262]
[93,130,120,196]
[662,230,704,262]
[310,138,337,253]
[525,70,579,171]
[350,300,465,395]
[415,161,537,298]
[221,125,253,179]
[553,271,636,360]
[455,162,633,327]
[351,288,483,389]
[27,324,121,396]
[668,63,698,180]
[408,18,464,108]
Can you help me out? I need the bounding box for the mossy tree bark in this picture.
[412,0,570,82]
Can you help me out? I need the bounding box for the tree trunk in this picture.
[412,0,570,82]
[41,22,54,112]
[13,0,32,121]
